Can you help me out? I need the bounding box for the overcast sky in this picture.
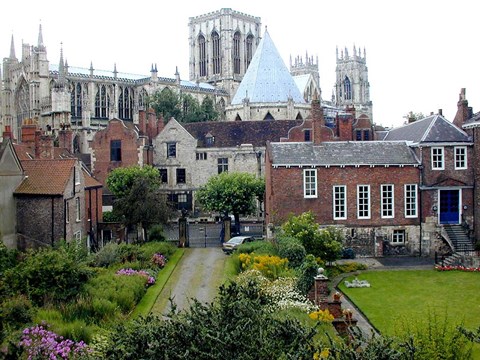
[1,0,477,129]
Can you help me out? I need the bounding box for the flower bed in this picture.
[434,265,480,272]
[116,268,156,285]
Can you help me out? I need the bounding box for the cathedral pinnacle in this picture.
[37,23,45,50]
[10,34,16,59]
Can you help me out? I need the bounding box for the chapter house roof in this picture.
[14,159,76,196]
[231,31,305,105]
[384,115,470,144]
[184,120,303,147]
[269,141,420,167]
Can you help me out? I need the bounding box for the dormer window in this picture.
[206,134,214,146]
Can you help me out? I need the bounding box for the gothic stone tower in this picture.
[334,46,373,123]
[1,25,51,140]
[188,8,261,99]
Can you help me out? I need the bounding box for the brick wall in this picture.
[267,165,420,227]
[90,119,145,187]
[16,196,65,249]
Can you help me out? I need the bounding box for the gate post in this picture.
[223,215,232,242]
[178,210,189,247]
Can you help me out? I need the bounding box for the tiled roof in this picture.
[384,115,470,143]
[14,159,76,195]
[184,120,303,147]
[231,31,305,105]
[12,143,75,161]
[269,141,420,166]
[83,168,102,189]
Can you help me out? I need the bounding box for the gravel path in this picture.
[150,248,227,316]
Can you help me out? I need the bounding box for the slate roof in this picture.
[383,115,470,143]
[231,31,305,105]
[14,159,76,195]
[463,111,480,129]
[184,120,303,148]
[269,141,420,166]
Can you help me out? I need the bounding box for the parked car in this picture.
[222,236,255,254]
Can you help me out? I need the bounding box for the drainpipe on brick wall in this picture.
[64,198,67,244]
[52,197,55,246]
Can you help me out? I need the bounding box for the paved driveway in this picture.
[150,248,227,316]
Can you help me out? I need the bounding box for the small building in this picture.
[14,158,86,248]
[0,137,24,247]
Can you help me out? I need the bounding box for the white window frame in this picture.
[333,185,347,220]
[357,185,370,219]
[74,230,82,242]
[404,184,418,218]
[381,184,394,219]
[303,169,317,198]
[75,197,81,222]
[431,147,444,170]
[392,230,405,244]
[454,146,467,170]
[75,166,81,186]
[66,201,70,223]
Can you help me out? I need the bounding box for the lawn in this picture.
[339,269,480,356]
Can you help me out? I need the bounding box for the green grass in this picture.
[130,249,184,318]
[339,269,480,357]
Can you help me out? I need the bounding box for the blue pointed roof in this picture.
[231,31,305,105]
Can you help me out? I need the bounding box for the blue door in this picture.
[439,190,460,224]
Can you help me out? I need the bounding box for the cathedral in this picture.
[0,8,373,149]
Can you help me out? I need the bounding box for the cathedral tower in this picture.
[188,8,261,98]
[334,45,373,122]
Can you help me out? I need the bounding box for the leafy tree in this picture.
[101,281,317,359]
[149,87,181,122]
[281,211,343,263]
[196,172,264,234]
[200,96,218,121]
[180,93,201,123]
[403,111,426,123]
[106,165,172,240]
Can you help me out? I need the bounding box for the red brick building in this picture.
[265,98,474,257]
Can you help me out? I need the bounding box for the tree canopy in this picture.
[106,165,172,238]
[149,88,219,123]
[196,172,264,232]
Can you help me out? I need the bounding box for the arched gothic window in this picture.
[95,85,108,118]
[212,31,221,75]
[344,76,352,100]
[139,88,148,110]
[16,79,30,133]
[246,34,254,69]
[70,83,82,118]
[118,87,133,120]
[198,35,207,77]
[233,31,241,74]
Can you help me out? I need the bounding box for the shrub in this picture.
[0,295,34,344]
[139,241,176,263]
[147,224,166,242]
[296,254,319,295]
[0,243,19,275]
[277,235,306,268]
[117,243,145,264]
[3,247,92,306]
[236,240,276,255]
[84,271,147,314]
[238,253,290,280]
[90,242,120,268]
